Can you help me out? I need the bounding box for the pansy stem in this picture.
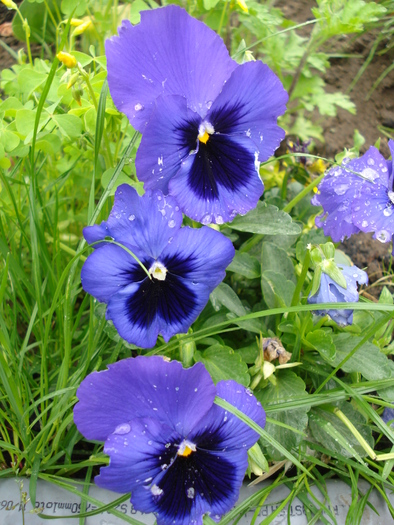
[283,171,326,214]
[291,251,310,307]
[333,407,377,460]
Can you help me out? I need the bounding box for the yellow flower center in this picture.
[177,439,196,457]
[198,122,215,144]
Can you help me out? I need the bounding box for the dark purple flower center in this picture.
[121,255,198,329]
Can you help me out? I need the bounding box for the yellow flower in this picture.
[236,0,248,12]
[56,51,77,69]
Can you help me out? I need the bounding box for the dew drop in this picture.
[114,423,130,435]
[201,214,211,225]
[334,184,348,195]
[128,214,135,221]
[384,207,393,217]
[361,220,368,228]
[168,219,176,228]
[144,477,153,483]
[361,167,378,181]
[377,230,390,243]
[151,484,163,496]
[215,215,224,225]
[187,487,195,499]
[134,103,144,112]
[367,157,375,166]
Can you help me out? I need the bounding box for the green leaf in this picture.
[17,68,47,97]
[71,51,93,67]
[203,0,220,9]
[101,168,136,195]
[295,229,328,263]
[35,133,61,155]
[261,242,296,283]
[261,270,295,308]
[309,402,374,459]
[230,202,301,235]
[12,0,59,42]
[255,370,309,460]
[227,251,260,279]
[15,109,49,138]
[52,114,82,139]
[306,329,336,360]
[84,107,97,135]
[194,344,249,386]
[325,333,394,381]
[1,129,20,152]
[61,0,87,16]
[210,283,247,317]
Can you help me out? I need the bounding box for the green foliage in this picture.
[1,0,394,521]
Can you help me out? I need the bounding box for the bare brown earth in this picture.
[277,0,394,294]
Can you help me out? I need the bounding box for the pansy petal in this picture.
[160,226,235,289]
[207,61,288,161]
[190,380,265,451]
[352,183,394,244]
[382,407,394,426]
[81,243,148,303]
[83,223,110,246]
[109,185,183,258]
[169,134,263,224]
[106,5,236,132]
[95,417,180,495]
[136,95,200,194]
[106,271,210,347]
[140,447,248,525]
[74,357,216,441]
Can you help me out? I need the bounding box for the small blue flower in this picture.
[382,407,394,427]
[81,184,234,348]
[106,5,288,224]
[74,356,265,525]
[312,141,394,244]
[308,265,368,325]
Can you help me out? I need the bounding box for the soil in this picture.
[1,0,394,294]
[277,0,394,296]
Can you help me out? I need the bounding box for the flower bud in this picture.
[1,0,17,10]
[56,51,77,69]
[72,19,92,36]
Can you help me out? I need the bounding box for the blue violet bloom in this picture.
[312,140,394,246]
[81,184,235,348]
[382,407,394,427]
[74,356,266,525]
[308,265,368,325]
[106,5,288,225]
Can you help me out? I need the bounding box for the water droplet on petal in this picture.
[361,220,368,228]
[151,485,163,496]
[201,214,211,225]
[377,230,391,243]
[134,103,144,112]
[114,423,130,435]
[384,207,393,217]
[168,219,176,228]
[361,168,378,181]
[334,184,349,195]
[187,487,195,499]
[367,157,375,166]
[128,214,135,221]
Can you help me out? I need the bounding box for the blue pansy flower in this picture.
[312,140,394,245]
[382,407,394,427]
[74,356,265,525]
[308,265,368,325]
[106,5,288,224]
[81,184,234,348]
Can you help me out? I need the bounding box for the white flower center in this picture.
[177,439,196,457]
[149,261,167,281]
[198,121,215,144]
